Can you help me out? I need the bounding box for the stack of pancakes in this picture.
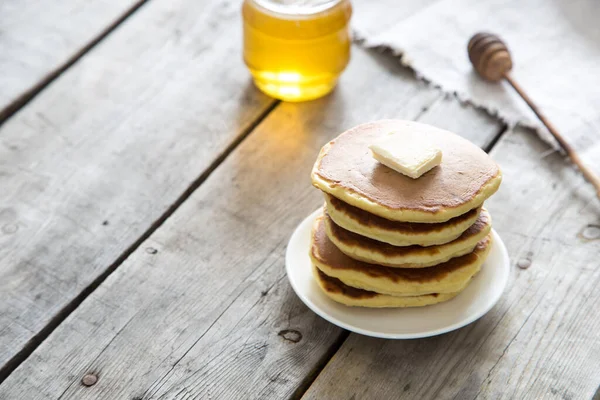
[309,120,502,308]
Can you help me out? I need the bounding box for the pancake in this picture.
[311,120,502,223]
[310,216,492,296]
[325,194,481,246]
[324,208,492,268]
[313,266,464,308]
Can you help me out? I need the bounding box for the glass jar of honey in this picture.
[242,0,352,102]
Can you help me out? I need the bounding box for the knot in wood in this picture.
[468,32,512,82]
[81,373,98,386]
[580,224,600,240]
[517,258,532,269]
[278,329,302,343]
[145,247,158,254]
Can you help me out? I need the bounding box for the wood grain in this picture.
[302,126,600,400]
[0,0,277,377]
[0,47,503,399]
[0,0,146,121]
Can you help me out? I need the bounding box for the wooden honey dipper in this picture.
[468,32,600,198]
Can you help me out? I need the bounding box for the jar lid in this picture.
[252,0,344,18]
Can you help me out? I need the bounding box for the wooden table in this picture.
[1,1,599,399]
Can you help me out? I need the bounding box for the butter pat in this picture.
[369,133,442,179]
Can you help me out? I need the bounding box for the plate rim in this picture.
[285,208,511,339]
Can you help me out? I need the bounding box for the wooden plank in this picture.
[0,0,146,121]
[0,0,277,377]
[302,127,600,400]
[0,47,503,399]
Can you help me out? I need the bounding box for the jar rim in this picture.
[249,0,345,18]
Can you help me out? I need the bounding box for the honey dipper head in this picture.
[468,32,513,82]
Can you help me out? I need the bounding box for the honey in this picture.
[242,0,352,102]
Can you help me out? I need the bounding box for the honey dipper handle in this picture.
[504,73,600,198]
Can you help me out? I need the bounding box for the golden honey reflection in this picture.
[243,0,352,102]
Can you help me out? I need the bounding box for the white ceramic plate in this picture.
[286,209,510,339]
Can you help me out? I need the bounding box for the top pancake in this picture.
[312,120,502,222]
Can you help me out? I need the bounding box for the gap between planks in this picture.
[0,99,280,385]
[0,0,150,125]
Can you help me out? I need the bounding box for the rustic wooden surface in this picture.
[0,0,145,121]
[0,46,506,399]
[1,1,599,399]
[0,0,275,378]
